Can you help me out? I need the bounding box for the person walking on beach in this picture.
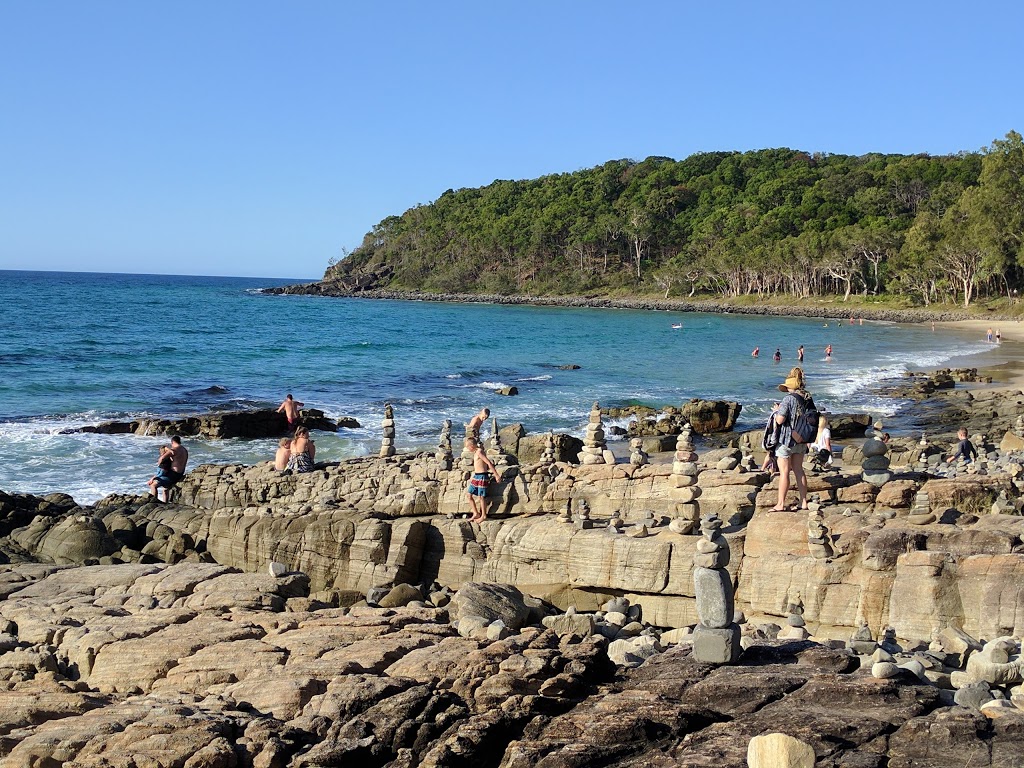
[465,437,500,522]
[769,368,809,511]
[752,346,760,358]
[996,329,1002,344]
[146,435,188,502]
[467,408,490,441]
[947,428,978,464]
[277,394,304,431]
[797,345,804,362]
[773,348,782,363]
[987,328,993,342]
[287,426,315,472]
[825,344,832,362]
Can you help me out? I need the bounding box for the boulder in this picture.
[448,582,532,630]
[747,733,816,768]
[680,399,742,434]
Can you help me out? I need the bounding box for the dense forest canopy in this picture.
[326,132,1024,308]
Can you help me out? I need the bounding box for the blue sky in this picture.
[1,1,1021,279]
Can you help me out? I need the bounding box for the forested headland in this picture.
[322,132,1023,309]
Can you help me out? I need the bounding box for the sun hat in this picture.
[778,367,805,392]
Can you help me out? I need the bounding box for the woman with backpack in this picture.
[770,367,813,511]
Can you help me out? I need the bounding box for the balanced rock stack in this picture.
[907,490,935,525]
[436,419,453,469]
[806,505,834,559]
[461,422,475,469]
[380,403,396,458]
[539,431,556,466]
[669,423,701,534]
[777,594,809,641]
[489,418,512,471]
[578,401,612,465]
[629,437,648,466]
[861,421,891,486]
[691,513,740,664]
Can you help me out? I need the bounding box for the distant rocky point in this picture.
[65,407,360,439]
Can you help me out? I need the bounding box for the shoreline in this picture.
[267,283,1024,324]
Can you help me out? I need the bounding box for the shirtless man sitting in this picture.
[277,394,304,432]
[147,435,189,502]
[465,437,501,523]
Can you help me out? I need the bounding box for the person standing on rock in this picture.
[467,408,490,441]
[277,394,304,432]
[770,369,809,512]
[147,435,188,502]
[465,436,500,523]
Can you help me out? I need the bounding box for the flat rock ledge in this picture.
[1,561,1022,767]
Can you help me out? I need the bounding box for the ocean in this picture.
[0,270,1000,503]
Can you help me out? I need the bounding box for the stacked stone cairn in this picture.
[907,490,935,525]
[806,504,834,559]
[777,593,809,640]
[575,498,595,530]
[539,431,556,466]
[669,423,701,534]
[861,420,891,486]
[579,401,612,465]
[488,417,511,472]
[557,500,573,524]
[460,422,475,470]
[380,403,396,458]
[435,419,453,469]
[691,513,740,664]
[606,510,625,535]
[629,437,648,466]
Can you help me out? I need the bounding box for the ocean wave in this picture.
[516,375,552,382]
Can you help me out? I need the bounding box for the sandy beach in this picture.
[936,318,1024,391]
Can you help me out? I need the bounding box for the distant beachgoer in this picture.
[465,437,500,522]
[752,346,760,358]
[274,437,291,471]
[931,322,935,332]
[277,394,305,431]
[996,329,1002,344]
[773,348,782,362]
[947,428,978,464]
[147,435,188,502]
[825,344,832,362]
[859,318,864,326]
[467,407,490,440]
[287,426,315,472]
[770,368,809,511]
[987,328,993,342]
[797,345,804,362]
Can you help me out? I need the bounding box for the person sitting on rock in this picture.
[287,426,315,473]
[947,428,978,464]
[146,435,188,502]
[273,437,291,471]
[811,414,833,468]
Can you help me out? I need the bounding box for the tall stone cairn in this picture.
[539,431,556,466]
[488,417,511,471]
[861,420,891,487]
[578,401,609,465]
[460,422,477,470]
[380,404,396,458]
[669,423,701,534]
[806,505,834,559]
[435,419,453,469]
[629,437,648,466]
[692,513,741,664]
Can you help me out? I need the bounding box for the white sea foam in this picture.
[445,373,463,379]
[515,375,552,382]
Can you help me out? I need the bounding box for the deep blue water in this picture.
[0,270,998,502]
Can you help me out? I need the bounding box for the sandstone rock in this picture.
[747,732,816,768]
[377,583,422,608]
[449,582,531,630]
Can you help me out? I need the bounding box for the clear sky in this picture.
[1,1,1021,279]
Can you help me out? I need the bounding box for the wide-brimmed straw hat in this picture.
[778,367,805,392]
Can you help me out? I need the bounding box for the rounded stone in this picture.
[862,439,888,458]
[872,661,900,679]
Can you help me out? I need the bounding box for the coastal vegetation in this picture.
[326,131,1024,309]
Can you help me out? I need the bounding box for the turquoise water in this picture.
[0,270,997,502]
